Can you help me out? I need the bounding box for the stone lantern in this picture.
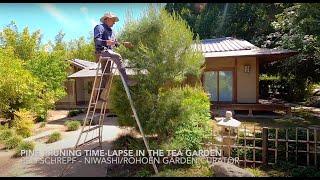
[215,111,241,157]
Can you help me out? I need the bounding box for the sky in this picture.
[0,3,161,44]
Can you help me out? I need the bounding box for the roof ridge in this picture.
[197,37,258,53]
[201,37,236,41]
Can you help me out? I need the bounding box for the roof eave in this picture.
[204,49,299,61]
[68,59,86,69]
[258,51,299,63]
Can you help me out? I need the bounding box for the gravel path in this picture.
[0,110,132,177]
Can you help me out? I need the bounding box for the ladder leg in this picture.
[118,72,159,174]
[75,58,102,147]
[60,57,115,176]
[80,58,111,146]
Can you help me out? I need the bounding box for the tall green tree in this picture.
[67,36,95,61]
[110,7,211,150]
[0,23,69,121]
[0,48,44,120]
[0,21,41,60]
[262,3,320,100]
[165,3,286,46]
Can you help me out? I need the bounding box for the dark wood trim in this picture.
[256,57,259,103]
[211,101,233,104]
[74,79,78,106]
[234,58,238,103]
[211,103,291,115]
[204,67,235,72]
[217,71,219,102]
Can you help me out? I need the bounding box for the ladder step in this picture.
[76,136,100,148]
[82,125,102,133]
[87,114,101,120]
[91,100,107,105]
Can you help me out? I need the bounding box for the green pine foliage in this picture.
[110,7,211,151]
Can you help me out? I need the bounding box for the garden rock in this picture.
[212,162,254,177]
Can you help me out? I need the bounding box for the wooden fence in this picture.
[211,125,320,168]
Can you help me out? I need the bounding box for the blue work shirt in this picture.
[94,23,119,53]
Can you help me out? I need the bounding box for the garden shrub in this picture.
[15,141,35,157]
[4,134,23,149]
[158,86,212,151]
[64,120,81,131]
[0,125,5,131]
[259,75,314,102]
[109,7,209,152]
[245,168,264,177]
[46,132,61,143]
[268,160,320,177]
[39,122,46,128]
[67,109,84,117]
[112,133,157,150]
[0,127,14,143]
[12,109,35,138]
[111,85,212,151]
[135,168,152,177]
[155,157,212,177]
[290,166,320,177]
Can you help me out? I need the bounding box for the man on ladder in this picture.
[94,11,158,174]
[94,12,136,101]
[60,12,158,176]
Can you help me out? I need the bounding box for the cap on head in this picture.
[100,12,119,23]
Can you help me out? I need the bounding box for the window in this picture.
[204,70,233,102]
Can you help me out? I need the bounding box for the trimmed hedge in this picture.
[64,120,81,131]
[46,132,61,143]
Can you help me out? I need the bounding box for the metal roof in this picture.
[69,59,96,69]
[68,62,148,78]
[193,37,298,60]
[68,37,298,78]
[193,37,258,53]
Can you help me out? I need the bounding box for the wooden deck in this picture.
[211,103,291,116]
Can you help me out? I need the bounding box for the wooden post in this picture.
[275,128,278,164]
[262,127,269,165]
[307,128,309,166]
[296,128,298,165]
[286,129,288,161]
[237,126,240,163]
[315,128,317,167]
[228,126,231,157]
[244,125,247,168]
[248,109,253,117]
[253,126,256,168]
